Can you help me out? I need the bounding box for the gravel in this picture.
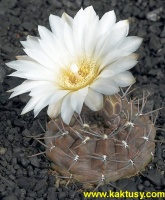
[0,0,165,199]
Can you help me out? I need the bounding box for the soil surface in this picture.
[0,0,165,199]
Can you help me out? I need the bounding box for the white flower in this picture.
[6,6,142,125]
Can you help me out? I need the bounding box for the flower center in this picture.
[58,56,99,90]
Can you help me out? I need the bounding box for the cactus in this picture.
[43,91,156,186]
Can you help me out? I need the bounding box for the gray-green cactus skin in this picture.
[44,94,156,185]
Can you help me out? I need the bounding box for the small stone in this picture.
[0,147,6,155]
[10,7,21,16]
[0,65,6,83]
[27,191,37,198]
[33,179,47,192]
[83,0,91,7]
[75,0,83,6]
[111,0,117,6]
[13,147,21,154]
[137,184,144,191]
[47,187,56,200]
[58,191,67,199]
[14,119,25,127]
[47,0,62,8]
[9,174,16,180]
[19,93,30,103]
[22,22,34,31]
[0,184,6,192]
[144,180,150,187]
[149,23,161,35]
[137,29,147,37]
[29,157,40,168]
[48,174,56,187]
[7,134,14,142]
[20,189,26,198]
[160,26,165,37]
[0,174,16,188]
[20,157,30,167]
[145,169,161,186]
[28,169,34,177]
[0,92,9,104]
[22,129,31,137]
[157,159,164,166]
[17,177,36,190]
[25,198,34,200]
[146,7,163,22]
[149,35,162,51]
[2,193,18,200]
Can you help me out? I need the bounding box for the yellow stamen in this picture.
[58,56,99,90]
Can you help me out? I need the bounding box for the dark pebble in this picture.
[22,22,34,31]
[144,180,150,187]
[2,193,18,200]
[47,187,57,200]
[47,0,63,8]
[160,26,165,37]
[29,156,40,168]
[20,157,30,167]
[7,134,14,142]
[16,177,36,190]
[0,184,6,192]
[33,179,47,192]
[27,166,34,177]
[8,174,16,180]
[27,191,37,198]
[25,198,34,200]
[137,184,144,191]
[149,35,162,51]
[157,159,164,166]
[48,174,56,187]
[162,150,165,159]
[13,119,25,127]
[0,174,16,188]
[145,169,162,186]
[58,191,67,199]
[13,147,21,154]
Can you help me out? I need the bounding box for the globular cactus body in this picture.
[44,94,156,185]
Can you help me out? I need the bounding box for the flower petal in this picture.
[47,99,63,119]
[38,25,70,65]
[33,91,56,117]
[85,88,103,111]
[70,86,88,114]
[62,12,73,27]
[24,48,56,71]
[63,22,75,56]
[8,80,55,98]
[38,25,55,43]
[7,60,56,81]
[21,35,40,49]
[49,90,70,104]
[84,15,99,55]
[72,8,85,55]
[112,71,135,87]
[96,20,129,59]
[21,95,43,115]
[98,10,116,36]
[99,54,138,78]
[29,84,58,96]
[61,93,74,125]
[90,77,120,95]
[49,14,64,40]
[119,36,143,54]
